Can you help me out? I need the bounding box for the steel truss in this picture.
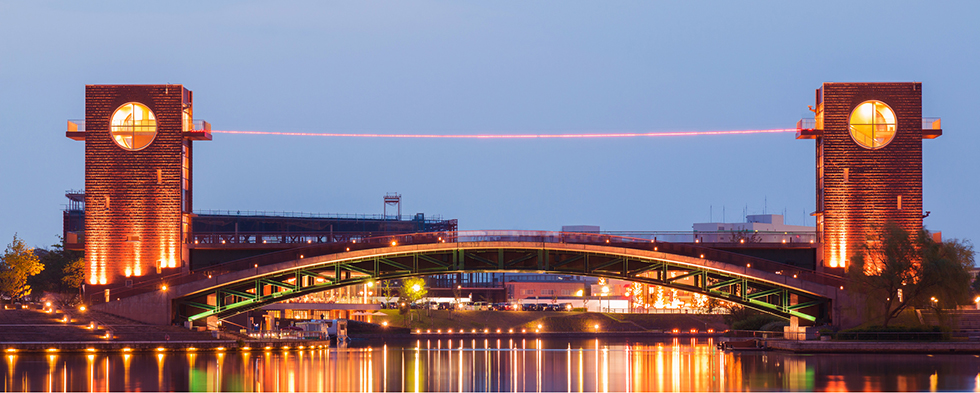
[176,247,829,323]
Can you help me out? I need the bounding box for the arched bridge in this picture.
[137,231,846,325]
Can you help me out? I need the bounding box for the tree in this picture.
[30,237,83,295]
[380,280,395,305]
[847,223,974,327]
[399,277,427,322]
[0,235,44,301]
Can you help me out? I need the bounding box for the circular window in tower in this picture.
[848,100,897,149]
[110,102,157,151]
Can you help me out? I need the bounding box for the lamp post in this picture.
[601,285,610,312]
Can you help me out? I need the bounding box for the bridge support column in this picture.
[789,294,799,328]
[206,293,218,330]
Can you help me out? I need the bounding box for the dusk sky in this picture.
[2,1,978,249]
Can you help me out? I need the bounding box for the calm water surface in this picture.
[3,337,980,392]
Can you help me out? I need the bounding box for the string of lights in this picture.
[210,128,798,139]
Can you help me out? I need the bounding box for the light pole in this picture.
[601,285,610,312]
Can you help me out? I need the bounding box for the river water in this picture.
[3,337,980,392]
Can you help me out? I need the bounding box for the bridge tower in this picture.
[67,85,211,288]
[797,83,941,274]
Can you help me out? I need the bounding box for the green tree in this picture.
[0,235,44,301]
[400,277,427,304]
[847,223,974,327]
[62,258,85,291]
[380,280,395,305]
[399,277,427,322]
[30,237,84,294]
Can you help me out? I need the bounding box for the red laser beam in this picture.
[210,129,797,138]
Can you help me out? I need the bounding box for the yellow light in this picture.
[367,281,374,287]
[746,264,751,268]
[122,348,132,352]
[85,348,96,352]
[298,346,305,349]
[282,346,290,350]
[700,254,705,258]
[537,324,542,329]
[522,329,526,333]
[264,346,272,351]
[391,241,397,247]
[471,329,476,333]
[707,329,714,333]
[484,328,489,333]
[45,302,51,307]
[187,347,197,351]
[495,329,501,333]
[156,347,166,352]
[416,329,421,334]
[382,321,388,327]
[671,328,679,334]
[161,285,168,291]
[216,347,226,351]
[594,324,599,330]
[79,306,86,312]
[47,348,58,352]
[242,347,251,351]
[4,348,15,353]
[508,329,514,333]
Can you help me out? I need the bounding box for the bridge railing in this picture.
[89,230,844,306]
[190,229,816,247]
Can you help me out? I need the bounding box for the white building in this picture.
[692,214,815,243]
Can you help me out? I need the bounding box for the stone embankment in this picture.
[763,339,980,354]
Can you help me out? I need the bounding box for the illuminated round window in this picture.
[110,102,157,150]
[848,100,896,149]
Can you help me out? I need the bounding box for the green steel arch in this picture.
[173,241,841,324]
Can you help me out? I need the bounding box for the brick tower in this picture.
[67,85,210,288]
[797,82,941,273]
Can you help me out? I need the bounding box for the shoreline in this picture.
[5,334,980,354]
[0,331,723,353]
[762,339,980,354]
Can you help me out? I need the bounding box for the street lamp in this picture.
[601,285,610,312]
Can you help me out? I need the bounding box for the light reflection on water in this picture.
[3,337,980,392]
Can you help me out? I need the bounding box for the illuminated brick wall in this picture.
[84,85,193,286]
[814,83,923,272]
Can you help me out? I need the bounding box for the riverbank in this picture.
[762,339,980,354]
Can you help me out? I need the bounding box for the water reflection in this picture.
[2,338,980,391]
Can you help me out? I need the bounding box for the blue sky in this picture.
[1,1,978,249]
